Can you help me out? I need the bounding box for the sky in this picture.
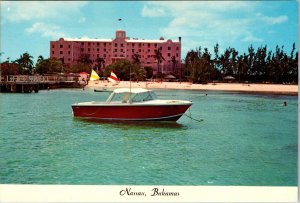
[0,1,298,64]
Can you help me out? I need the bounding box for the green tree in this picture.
[15,52,34,75]
[152,49,165,77]
[70,62,91,73]
[78,53,93,67]
[35,58,64,74]
[171,56,177,73]
[104,59,146,81]
[93,57,105,76]
[144,66,153,79]
[132,53,141,64]
[185,47,211,83]
[288,43,298,83]
[219,48,232,77]
[37,55,44,64]
[231,48,238,76]
[131,63,146,81]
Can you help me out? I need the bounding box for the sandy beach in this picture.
[87,80,298,95]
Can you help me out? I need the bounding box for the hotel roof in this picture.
[62,38,179,43]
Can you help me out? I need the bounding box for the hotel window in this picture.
[148,44,150,47]
[52,45,55,48]
[154,44,157,47]
[167,53,170,57]
[68,45,71,48]
[97,54,99,57]
[104,48,106,52]
[132,49,134,53]
[114,49,117,52]
[60,51,63,54]
[88,42,91,46]
[176,53,178,57]
[60,45,63,48]
[97,42,100,46]
[120,44,123,47]
[176,47,179,50]
[139,43,141,47]
[168,47,171,50]
[104,43,106,46]
[81,42,84,46]
[81,48,84,51]
[88,48,90,52]
[139,49,141,52]
[104,54,106,57]
[115,54,117,57]
[115,43,118,47]
[97,48,99,52]
[52,51,54,54]
[148,49,150,52]
[121,49,123,52]
[132,44,135,47]
[68,51,71,55]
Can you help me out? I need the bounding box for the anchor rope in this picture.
[183,108,203,122]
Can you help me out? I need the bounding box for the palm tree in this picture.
[95,57,105,71]
[152,48,165,75]
[171,56,177,73]
[132,53,141,64]
[78,53,93,66]
[15,52,34,75]
[37,55,44,64]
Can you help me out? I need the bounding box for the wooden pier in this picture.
[0,75,82,93]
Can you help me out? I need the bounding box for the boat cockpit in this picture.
[106,89,157,104]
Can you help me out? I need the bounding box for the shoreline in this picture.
[87,81,298,96]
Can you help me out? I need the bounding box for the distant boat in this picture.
[72,88,192,121]
[94,88,111,92]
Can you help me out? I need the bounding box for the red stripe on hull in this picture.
[72,104,191,121]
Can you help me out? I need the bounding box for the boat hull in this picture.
[72,104,191,121]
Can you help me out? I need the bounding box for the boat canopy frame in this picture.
[106,88,157,104]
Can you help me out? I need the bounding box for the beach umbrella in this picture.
[164,74,176,79]
[224,76,235,80]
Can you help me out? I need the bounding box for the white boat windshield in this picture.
[106,91,157,103]
[131,91,157,102]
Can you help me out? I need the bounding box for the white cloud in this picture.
[262,15,288,25]
[78,17,86,23]
[1,1,87,22]
[26,22,67,39]
[241,35,264,43]
[141,1,279,54]
[141,5,166,17]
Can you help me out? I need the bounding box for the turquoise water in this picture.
[0,88,297,186]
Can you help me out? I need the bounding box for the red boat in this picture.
[72,88,192,121]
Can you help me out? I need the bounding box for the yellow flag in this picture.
[90,69,100,81]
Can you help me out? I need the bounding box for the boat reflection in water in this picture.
[72,88,192,122]
[73,117,187,129]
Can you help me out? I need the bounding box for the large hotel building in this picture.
[50,30,181,73]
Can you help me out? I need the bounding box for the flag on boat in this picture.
[108,71,119,83]
[90,69,100,81]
